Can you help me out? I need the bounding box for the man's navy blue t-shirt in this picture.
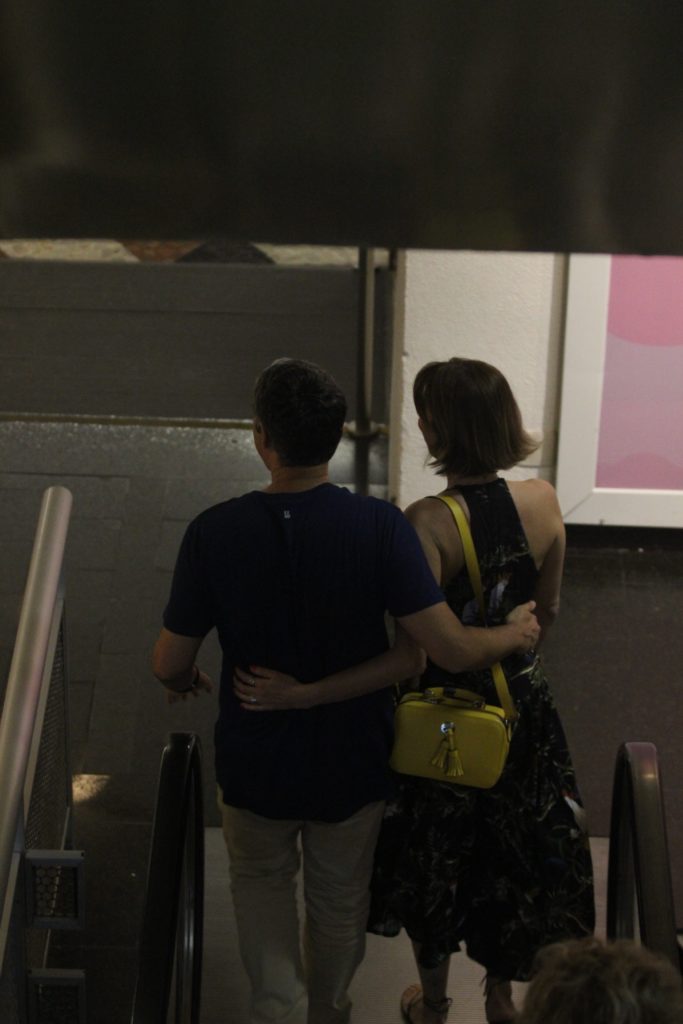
[163,483,443,822]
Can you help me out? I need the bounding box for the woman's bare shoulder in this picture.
[405,493,465,579]
[404,494,450,526]
[507,478,564,563]
[507,477,560,512]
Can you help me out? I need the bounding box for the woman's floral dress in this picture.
[367,479,595,979]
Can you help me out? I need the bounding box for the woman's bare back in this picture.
[407,477,565,642]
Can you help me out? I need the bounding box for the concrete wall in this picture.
[389,250,567,507]
[0,260,392,423]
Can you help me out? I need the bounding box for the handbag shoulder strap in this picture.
[436,493,518,722]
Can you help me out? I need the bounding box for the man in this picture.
[153,358,538,1024]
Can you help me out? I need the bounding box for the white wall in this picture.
[389,250,568,508]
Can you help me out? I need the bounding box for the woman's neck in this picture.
[444,472,498,489]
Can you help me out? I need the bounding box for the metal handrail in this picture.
[131,733,204,1024]
[606,741,679,968]
[0,485,73,964]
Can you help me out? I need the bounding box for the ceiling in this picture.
[1,1,682,253]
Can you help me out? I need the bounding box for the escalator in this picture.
[131,734,682,1024]
[131,734,204,1024]
[606,741,680,969]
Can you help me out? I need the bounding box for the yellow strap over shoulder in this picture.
[436,494,519,723]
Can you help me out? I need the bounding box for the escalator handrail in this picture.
[606,740,678,968]
[0,485,72,966]
[131,732,204,1023]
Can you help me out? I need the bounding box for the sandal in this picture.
[401,984,452,1024]
[484,976,516,1023]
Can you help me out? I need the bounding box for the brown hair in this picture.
[518,938,683,1024]
[413,357,537,476]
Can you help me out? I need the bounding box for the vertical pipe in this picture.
[356,247,375,437]
[354,247,376,495]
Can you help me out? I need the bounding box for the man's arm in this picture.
[233,602,536,711]
[232,497,539,709]
[397,599,538,674]
[152,628,213,702]
[234,599,538,710]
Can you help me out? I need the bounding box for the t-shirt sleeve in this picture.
[162,518,215,637]
[382,506,445,618]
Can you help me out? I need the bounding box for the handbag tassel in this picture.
[430,728,464,778]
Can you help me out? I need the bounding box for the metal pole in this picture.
[0,486,72,957]
[356,247,375,438]
[351,247,379,495]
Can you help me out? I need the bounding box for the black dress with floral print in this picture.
[367,479,595,979]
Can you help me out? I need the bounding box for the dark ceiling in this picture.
[1,1,682,253]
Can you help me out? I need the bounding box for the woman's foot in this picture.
[400,984,452,1024]
[484,976,516,1023]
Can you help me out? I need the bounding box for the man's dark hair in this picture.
[413,357,538,477]
[253,358,347,466]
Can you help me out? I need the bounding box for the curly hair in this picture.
[253,358,347,467]
[518,938,683,1024]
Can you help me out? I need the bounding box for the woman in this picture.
[367,358,595,1023]
[235,358,594,1023]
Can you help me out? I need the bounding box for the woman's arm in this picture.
[234,625,425,711]
[509,478,566,643]
[531,496,566,642]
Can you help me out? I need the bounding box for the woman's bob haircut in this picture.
[413,357,538,477]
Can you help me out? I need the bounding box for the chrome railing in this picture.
[0,486,73,965]
[0,485,81,1022]
[606,741,679,968]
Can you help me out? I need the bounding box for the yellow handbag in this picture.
[390,495,519,789]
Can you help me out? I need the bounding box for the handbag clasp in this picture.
[423,688,442,704]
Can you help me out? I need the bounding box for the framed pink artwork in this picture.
[556,255,683,527]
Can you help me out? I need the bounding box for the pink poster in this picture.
[596,256,683,490]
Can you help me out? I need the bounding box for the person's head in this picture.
[412,357,537,477]
[253,358,347,467]
[518,937,683,1024]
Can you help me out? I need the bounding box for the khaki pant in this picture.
[218,794,385,1024]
